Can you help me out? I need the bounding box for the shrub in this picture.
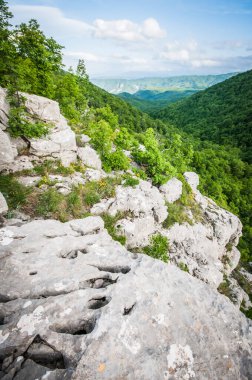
[0,174,31,210]
[84,192,100,206]
[36,188,64,217]
[163,179,203,228]
[143,234,169,263]
[103,150,130,172]
[132,128,176,185]
[8,93,51,138]
[163,202,192,228]
[101,212,126,245]
[122,175,139,187]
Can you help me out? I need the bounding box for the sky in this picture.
[7,0,252,78]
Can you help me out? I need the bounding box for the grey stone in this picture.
[0,217,251,380]
[77,146,102,170]
[80,134,91,144]
[84,168,106,182]
[91,179,168,247]
[0,130,14,170]
[159,177,183,203]
[0,192,8,214]
[4,156,34,173]
[18,176,41,187]
[0,87,9,130]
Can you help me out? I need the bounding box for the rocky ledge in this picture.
[0,217,252,380]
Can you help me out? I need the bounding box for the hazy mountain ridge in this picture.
[91,73,237,94]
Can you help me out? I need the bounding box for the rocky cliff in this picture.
[0,89,251,379]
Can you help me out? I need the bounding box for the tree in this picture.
[0,0,15,87]
[12,19,64,97]
[76,59,89,81]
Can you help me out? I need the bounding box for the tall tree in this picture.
[0,0,15,87]
[12,19,64,97]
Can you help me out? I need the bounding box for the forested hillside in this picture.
[118,89,197,112]
[153,70,252,163]
[0,0,251,261]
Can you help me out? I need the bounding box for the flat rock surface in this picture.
[0,217,251,380]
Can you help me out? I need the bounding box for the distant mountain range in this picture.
[91,73,237,94]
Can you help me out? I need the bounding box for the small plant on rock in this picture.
[143,234,169,263]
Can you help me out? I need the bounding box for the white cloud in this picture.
[65,51,105,62]
[191,59,219,68]
[11,5,165,44]
[10,5,94,36]
[93,17,166,41]
[161,39,220,68]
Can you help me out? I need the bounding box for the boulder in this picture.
[0,192,8,214]
[184,172,199,191]
[163,184,242,288]
[106,180,167,223]
[4,156,34,173]
[0,217,251,380]
[80,134,91,144]
[159,177,183,203]
[84,168,106,182]
[115,216,156,248]
[24,93,62,124]
[77,146,102,170]
[0,88,77,170]
[0,87,9,130]
[18,176,41,187]
[0,130,15,170]
[91,179,168,247]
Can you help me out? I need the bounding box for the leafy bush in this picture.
[103,150,130,172]
[143,234,169,263]
[8,92,51,138]
[122,175,139,187]
[132,128,176,185]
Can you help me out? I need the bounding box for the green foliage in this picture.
[131,167,148,180]
[143,234,169,263]
[0,174,31,210]
[132,128,176,184]
[163,202,192,228]
[114,127,137,150]
[8,93,50,138]
[83,192,100,206]
[122,175,139,187]
[36,188,64,217]
[178,262,189,272]
[118,89,199,113]
[163,180,203,228]
[103,150,130,172]
[101,213,126,245]
[153,70,252,164]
